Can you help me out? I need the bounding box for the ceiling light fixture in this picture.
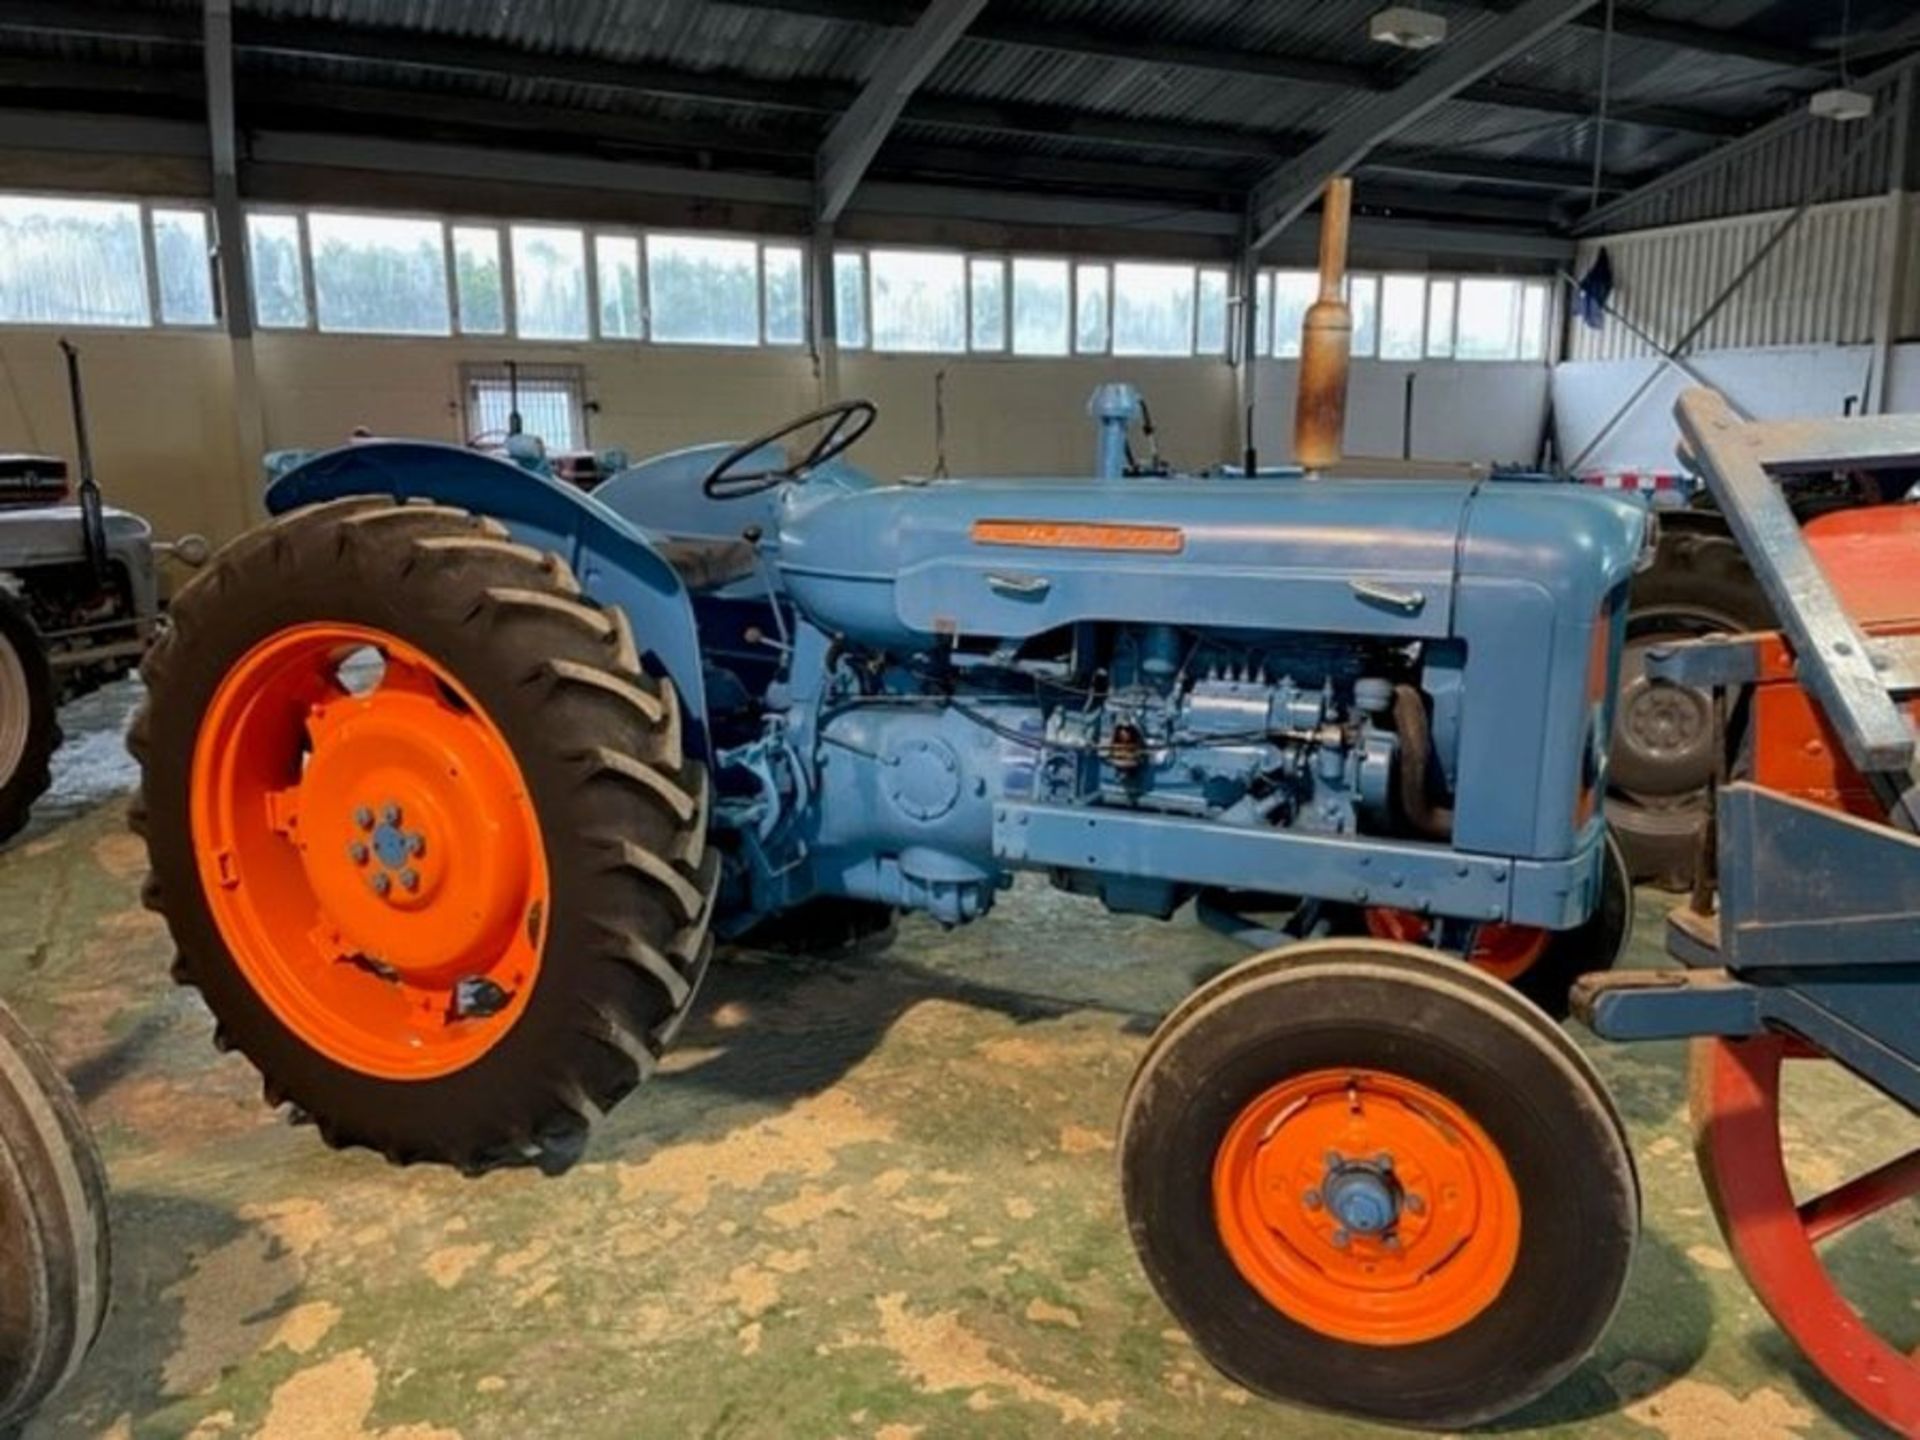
[1808,86,1874,121]
[1370,7,1448,50]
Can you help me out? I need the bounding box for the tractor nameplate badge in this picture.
[971,519,1185,553]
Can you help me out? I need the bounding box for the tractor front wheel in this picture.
[132,499,717,1173]
[1121,941,1638,1429]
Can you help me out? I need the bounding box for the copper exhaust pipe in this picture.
[1294,176,1353,472]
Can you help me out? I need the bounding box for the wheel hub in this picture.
[1320,1154,1402,1238]
[292,688,527,981]
[1620,675,1711,760]
[190,623,548,1080]
[1614,634,1720,796]
[1214,1068,1521,1345]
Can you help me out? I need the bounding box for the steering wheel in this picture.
[703,399,877,499]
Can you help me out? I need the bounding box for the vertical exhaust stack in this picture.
[1294,176,1354,473]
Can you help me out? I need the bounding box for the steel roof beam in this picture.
[1572,48,1920,235]
[815,0,987,223]
[0,5,1665,186]
[725,0,1775,133]
[1247,0,1601,253]
[0,2,1752,140]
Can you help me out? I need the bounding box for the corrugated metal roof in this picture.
[5,0,1913,240]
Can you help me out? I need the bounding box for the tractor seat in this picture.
[651,535,761,594]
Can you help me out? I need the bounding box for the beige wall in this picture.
[6,323,1561,548]
[255,336,1241,482]
[0,327,1241,547]
[839,353,1237,479]
[0,328,251,542]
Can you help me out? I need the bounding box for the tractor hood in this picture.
[775,475,1645,650]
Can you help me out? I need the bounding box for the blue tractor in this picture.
[130,377,1646,1422]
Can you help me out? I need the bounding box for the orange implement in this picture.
[1750,508,1920,814]
[190,623,548,1080]
[1212,1067,1521,1346]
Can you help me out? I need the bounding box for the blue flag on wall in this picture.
[1577,247,1614,330]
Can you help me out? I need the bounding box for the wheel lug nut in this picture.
[407,833,426,858]
[1404,1193,1426,1216]
[1331,1228,1350,1249]
[382,803,402,825]
[354,806,374,830]
[452,976,510,1019]
[399,868,420,892]
[368,873,391,897]
[1302,1189,1322,1210]
[346,841,369,865]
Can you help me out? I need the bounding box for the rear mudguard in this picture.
[264,441,710,757]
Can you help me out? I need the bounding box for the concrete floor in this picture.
[0,679,1913,1440]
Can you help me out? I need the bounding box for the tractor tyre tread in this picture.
[0,999,111,1430]
[0,593,57,849]
[132,498,717,1174]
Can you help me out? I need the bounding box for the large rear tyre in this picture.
[0,593,58,848]
[1121,941,1638,1430]
[1610,516,1772,889]
[0,1000,110,1429]
[132,499,718,1173]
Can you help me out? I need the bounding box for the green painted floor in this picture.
[0,683,1913,1439]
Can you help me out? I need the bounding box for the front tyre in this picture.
[0,1001,110,1430]
[1121,942,1638,1430]
[0,592,58,847]
[132,499,718,1173]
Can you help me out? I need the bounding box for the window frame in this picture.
[1108,259,1201,359]
[760,241,808,348]
[458,361,589,450]
[0,189,164,331]
[1010,253,1072,359]
[590,229,645,342]
[243,204,316,333]
[144,201,220,330]
[966,253,1007,354]
[448,219,513,338]
[2,188,1574,368]
[302,205,456,339]
[864,242,970,355]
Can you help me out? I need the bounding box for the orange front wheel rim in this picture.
[1212,1068,1521,1346]
[190,623,548,1081]
[1366,909,1551,983]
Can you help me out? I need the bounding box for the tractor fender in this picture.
[264,441,711,756]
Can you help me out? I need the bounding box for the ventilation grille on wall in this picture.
[459,362,587,450]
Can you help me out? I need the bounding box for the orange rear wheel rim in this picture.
[190,623,548,1081]
[1366,909,1551,983]
[1212,1068,1521,1346]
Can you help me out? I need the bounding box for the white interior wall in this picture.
[1567,199,1892,362]
[1253,360,1551,466]
[1550,342,1920,474]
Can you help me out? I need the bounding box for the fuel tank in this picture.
[774,474,1644,651]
